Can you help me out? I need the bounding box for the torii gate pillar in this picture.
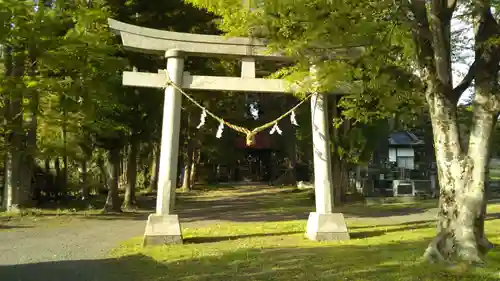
[306,92,350,241]
[143,50,185,246]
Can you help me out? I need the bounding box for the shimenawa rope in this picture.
[164,72,312,146]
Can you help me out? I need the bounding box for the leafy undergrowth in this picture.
[109,210,500,280]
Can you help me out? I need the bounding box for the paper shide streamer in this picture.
[269,122,282,135]
[216,121,225,138]
[197,109,207,129]
[290,110,298,126]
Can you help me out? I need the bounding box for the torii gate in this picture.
[108,18,361,246]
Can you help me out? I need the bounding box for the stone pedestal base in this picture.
[143,214,183,246]
[305,212,350,241]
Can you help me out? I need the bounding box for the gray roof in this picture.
[388,131,424,146]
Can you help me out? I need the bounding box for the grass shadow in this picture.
[0,224,33,230]
[350,222,435,239]
[0,254,163,281]
[76,212,151,221]
[184,231,302,244]
[176,187,439,224]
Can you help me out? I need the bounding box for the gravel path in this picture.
[0,219,146,265]
[0,217,148,281]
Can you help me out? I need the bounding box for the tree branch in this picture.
[429,0,455,92]
[409,0,436,77]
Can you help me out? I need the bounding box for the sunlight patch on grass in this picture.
[487,203,500,213]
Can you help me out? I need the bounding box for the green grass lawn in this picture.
[109,220,500,281]
[106,188,500,281]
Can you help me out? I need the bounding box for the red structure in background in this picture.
[235,133,274,150]
[233,133,275,182]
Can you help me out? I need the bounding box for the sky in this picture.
[451,10,475,104]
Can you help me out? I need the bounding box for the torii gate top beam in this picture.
[107,19,363,61]
[108,18,289,60]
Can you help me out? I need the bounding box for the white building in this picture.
[388,132,424,170]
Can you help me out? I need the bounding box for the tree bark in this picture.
[120,147,128,190]
[103,148,122,212]
[80,159,90,199]
[123,137,138,209]
[423,83,497,264]
[423,88,473,263]
[3,44,31,211]
[54,157,61,188]
[23,46,38,205]
[44,158,52,198]
[181,142,193,191]
[331,95,348,205]
[283,96,298,184]
[181,113,193,191]
[97,152,108,190]
[79,135,92,199]
[140,142,153,190]
[190,148,200,186]
[149,143,160,191]
[404,0,500,264]
[61,94,68,194]
[465,7,500,256]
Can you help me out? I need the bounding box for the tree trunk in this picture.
[1,45,13,211]
[423,86,496,264]
[331,96,348,205]
[190,148,200,186]
[62,153,68,190]
[3,150,21,212]
[140,142,153,190]
[182,139,195,191]
[469,4,500,257]
[181,141,194,191]
[181,113,193,191]
[80,159,89,199]
[331,152,348,205]
[103,148,122,212]
[23,47,38,205]
[123,138,138,209]
[97,152,108,190]
[4,121,25,211]
[419,1,500,264]
[120,147,128,190]
[3,45,30,211]
[79,133,92,199]
[61,93,68,194]
[44,158,52,196]
[149,143,160,191]
[54,157,61,184]
[181,163,192,191]
[281,96,298,184]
